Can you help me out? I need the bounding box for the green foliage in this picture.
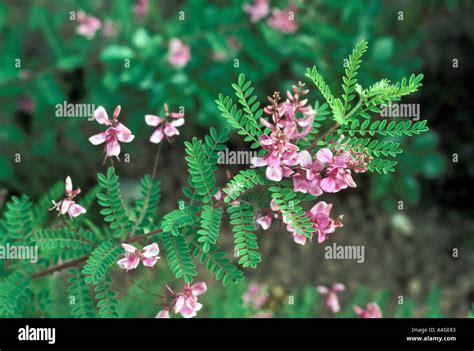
[227,203,261,269]
[342,39,368,111]
[269,186,315,238]
[28,227,97,259]
[223,169,266,203]
[82,240,122,285]
[344,119,429,137]
[162,231,197,283]
[132,174,161,232]
[0,272,32,317]
[160,209,195,236]
[305,66,345,124]
[2,195,33,241]
[216,75,263,148]
[67,268,96,318]
[184,137,217,203]
[362,74,424,108]
[203,127,229,164]
[197,205,223,253]
[95,276,120,318]
[97,167,134,240]
[192,240,244,286]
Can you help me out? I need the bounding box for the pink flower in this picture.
[168,39,191,68]
[89,105,135,159]
[283,82,315,137]
[255,198,279,230]
[251,124,299,181]
[354,303,383,318]
[116,243,160,271]
[49,176,87,219]
[159,283,207,319]
[89,106,135,160]
[243,0,270,23]
[307,201,343,244]
[76,11,101,39]
[256,212,273,230]
[174,282,207,318]
[317,148,356,193]
[145,103,185,144]
[155,308,170,318]
[267,6,298,33]
[317,283,345,314]
[243,283,268,309]
[134,0,149,20]
[292,150,324,195]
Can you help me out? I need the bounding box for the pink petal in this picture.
[89,132,107,145]
[65,176,73,194]
[155,309,170,318]
[122,244,137,253]
[292,174,308,193]
[191,282,207,296]
[93,106,110,125]
[270,198,279,212]
[142,243,160,258]
[106,138,121,157]
[320,177,336,192]
[174,296,185,313]
[145,114,163,127]
[293,233,307,245]
[266,166,282,182]
[327,294,341,313]
[117,256,140,271]
[170,118,185,127]
[332,283,345,292]
[310,201,329,216]
[298,150,313,168]
[68,203,86,217]
[60,199,72,214]
[256,214,272,230]
[142,256,159,267]
[113,105,121,119]
[116,125,135,143]
[316,286,329,295]
[251,157,267,168]
[150,128,164,144]
[316,148,333,163]
[163,124,179,137]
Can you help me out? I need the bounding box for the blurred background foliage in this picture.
[0,0,473,317]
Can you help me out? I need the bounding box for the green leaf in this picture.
[82,240,122,285]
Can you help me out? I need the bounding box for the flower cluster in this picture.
[251,83,315,182]
[252,84,371,245]
[156,282,207,319]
